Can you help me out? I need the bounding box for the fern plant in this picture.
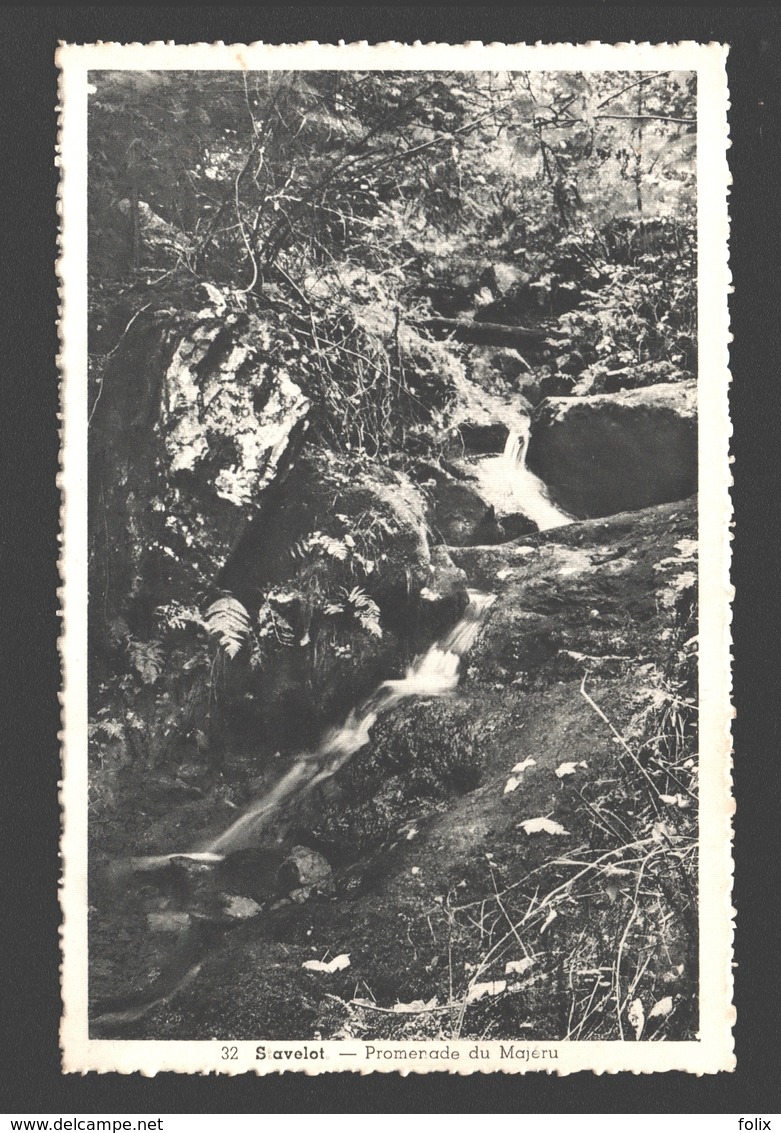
[323,586,383,638]
[126,638,165,684]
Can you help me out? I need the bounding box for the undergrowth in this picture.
[331,591,698,1042]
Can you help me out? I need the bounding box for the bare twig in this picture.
[89,303,152,426]
[596,73,662,111]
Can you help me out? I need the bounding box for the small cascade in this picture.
[133,591,497,864]
[470,422,573,532]
[94,592,497,1029]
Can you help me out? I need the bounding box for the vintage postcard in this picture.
[57,40,733,1074]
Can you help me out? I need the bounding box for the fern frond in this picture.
[345,587,382,638]
[205,595,251,659]
[257,602,295,646]
[319,534,349,560]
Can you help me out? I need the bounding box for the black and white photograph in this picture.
[57,41,733,1075]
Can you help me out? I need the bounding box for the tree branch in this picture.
[596,73,662,110]
[595,114,696,124]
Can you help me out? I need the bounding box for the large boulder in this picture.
[89,307,310,639]
[443,371,527,456]
[410,461,504,547]
[527,381,697,518]
[449,497,698,683]
[216,449,466,746]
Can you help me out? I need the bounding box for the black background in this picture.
[2,3,779,1117]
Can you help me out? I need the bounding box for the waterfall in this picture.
[470,423,572,533]
[501,424,573,531]
[133,591,496,865]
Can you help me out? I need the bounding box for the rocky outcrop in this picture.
[89,308,310,638]
[449,498,697,681]
[571,360,690,398]
[527,381,697,519]
[444,372,527,456]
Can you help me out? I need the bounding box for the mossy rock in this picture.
[309,698,482,857]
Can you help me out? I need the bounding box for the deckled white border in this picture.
[57,40,733,1075]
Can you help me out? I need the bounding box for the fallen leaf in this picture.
[648,995,674,1020]
[504,958,534,976]
[518,817,570,836]
[504,776,522,794]
[555,760,587,779]
[651,820,672,843]
[659,793,691,809]
[466,980,506,1003]
[512,758,536,774]
[302,953,350,973]
[392,997,438,1013]
[628,997,645,1040]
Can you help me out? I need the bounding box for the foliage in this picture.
[550,217,696,382]
[86,69,700,1039]
[87,64,697,767]
[88,68,695,317]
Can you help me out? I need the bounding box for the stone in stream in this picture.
[420,468,505,546]
[444,371,525,456]
[527,381,697,519]
[277,846,334,895]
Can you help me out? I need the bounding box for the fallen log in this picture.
[412,316,546,349]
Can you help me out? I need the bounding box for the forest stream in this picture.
[91,429,559,1029]
[85,66,700,1043]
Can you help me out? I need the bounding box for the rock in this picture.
[527,382,697,519]
[450,498,698,680]
[418,545,470,641]
[497,513,539,541]
[478,262,529,298]
[515,374,544,405]
[427,545,468,598]
[573,361,689,397]
[408,464,498,552]
[467,346,533,391]
[216,848,286,904]
[444,371,527,456]
[146,911,192,933]
[456,421,510,454]
[278,846,334,894]
[425,473,504,547]
[89,309,311,641]
[221,894,263,920]
[539,372,576,399]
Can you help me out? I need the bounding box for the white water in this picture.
[471,423,572,532]
[132,591,497,862]
[98,593,498,1028]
